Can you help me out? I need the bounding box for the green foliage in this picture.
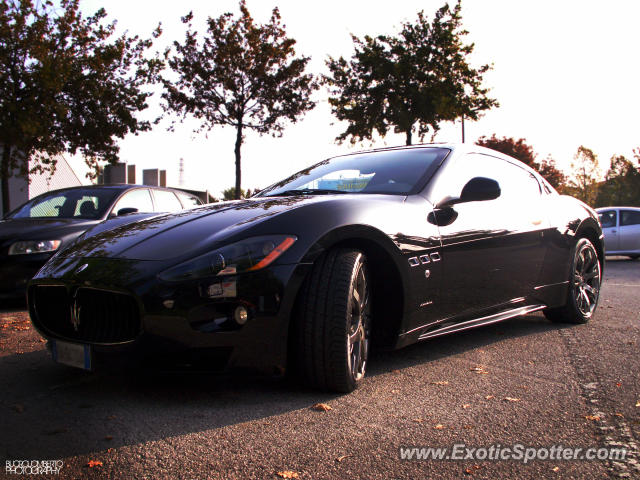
[324,1,498,146]
[222,187,245,200]
[162,1,318,200]
[0,0,162,213]
[594,153,640,207]
[476,135,567,189]
[568,146,600,206]
[222,187,259,200]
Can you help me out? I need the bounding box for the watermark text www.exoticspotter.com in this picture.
[6,460,64,475]
[399,444,627,464]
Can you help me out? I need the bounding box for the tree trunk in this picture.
[1,145,10,216]
[405,130,412,146]
[234,123,243,200]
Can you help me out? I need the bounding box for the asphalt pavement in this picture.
[0,257,638,479]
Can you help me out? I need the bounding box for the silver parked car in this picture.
[596,206,640,259]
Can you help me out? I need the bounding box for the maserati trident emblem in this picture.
[70,292,81,332]
[76,263,88,274]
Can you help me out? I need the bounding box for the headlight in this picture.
[158,235,297,282]
[8,240,61,255]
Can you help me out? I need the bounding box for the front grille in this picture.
[32,286,141,343]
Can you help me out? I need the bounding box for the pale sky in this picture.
[72,0,640,197]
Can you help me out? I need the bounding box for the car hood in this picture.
[0,217,100,241]
[59,196,327,261]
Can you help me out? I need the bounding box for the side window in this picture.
[620,210,640,226]
[430,155,484,204]
[176,191,201,208]
[481,156,541,202]
[112,189,154,215]
[598,210,617,228]
[153,190,183,212]
[432,153,541,204]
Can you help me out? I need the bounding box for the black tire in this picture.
[294,249,371,392]
[544,238,601,324]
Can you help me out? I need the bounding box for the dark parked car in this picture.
[596,206,640,259]
[1,184,202,299]
[28,145,604,392]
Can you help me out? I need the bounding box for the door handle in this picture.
[611,230,617,233]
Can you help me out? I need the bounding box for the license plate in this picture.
[52,340,91,370]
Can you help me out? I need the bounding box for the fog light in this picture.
[234,306,248,325]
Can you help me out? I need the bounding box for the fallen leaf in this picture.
[504,397,520,403]
[585,415,601,421]
[464,465,481,475]
[552,466,559,472]
[336,455,352,462]
[391,389,400,394]
[635,401,640,408]
[311,403,332,412]
[431,381,449,386]
[276,471,299,479]
[614,413,624,418]
[433,424,445,430]
[616,383,622,388]
[463,425,473,430]
[87,460,102,468]
[528,361,535,365]
[413,418,424,424]
[11,404,24,413]
[107,415,117,420]
[485,395,495,400]
[104,435,113,441]
[462,404,471,409]
[470,366,489,374]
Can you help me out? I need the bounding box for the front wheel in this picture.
[294,249,371,392]
[544,238,601,324]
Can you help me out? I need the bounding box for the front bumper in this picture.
[0,253,52,299]
[28,260,312,374]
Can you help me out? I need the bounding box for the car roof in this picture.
[332,142,545,181]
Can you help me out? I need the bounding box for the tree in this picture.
[536,155,567,190]
[569,146,600,206]
[476,135,566,189]
[595,154,640,207]
[0,0,162,214]
[324,1,498,146]
[162,1,318,200]
[476,134,536,167]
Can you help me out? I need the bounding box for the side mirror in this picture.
[436,177,501,209]
[117,207,139,216]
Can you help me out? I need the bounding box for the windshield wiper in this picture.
[269,188,350,196]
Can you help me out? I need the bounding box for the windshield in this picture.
[257,148,449,197]
[8,188,120,220]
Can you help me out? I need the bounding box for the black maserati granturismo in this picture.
[28,144,604,392]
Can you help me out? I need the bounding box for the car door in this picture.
[428,153,547,320]
[598,209,619,252]
[619,209,640,252]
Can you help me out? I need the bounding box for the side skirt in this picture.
[416,304,547,342]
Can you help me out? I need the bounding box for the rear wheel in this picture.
[294,249,371,392]
[544,238,601,324]
[629,255,639,260]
